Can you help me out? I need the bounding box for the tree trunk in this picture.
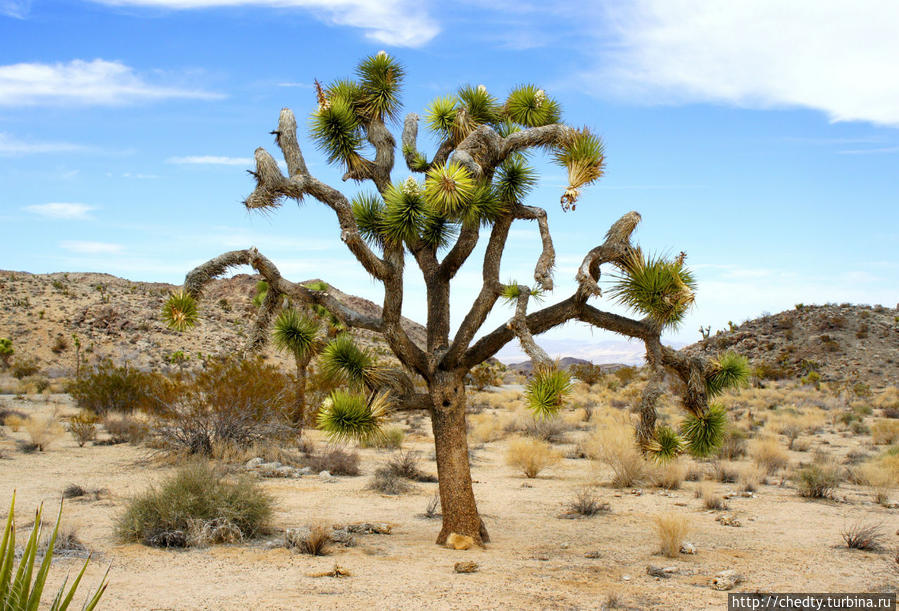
[291,359,307,429]
[428,371,489,546]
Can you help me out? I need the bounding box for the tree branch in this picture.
[342,117,395,192]
[507,287,552,368]
[514,204,555,291]
[575,211,642,300]
[401,112,452,173]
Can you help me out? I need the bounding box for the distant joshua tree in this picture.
[162,53,747,546]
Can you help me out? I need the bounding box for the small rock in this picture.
[711,570,744,591]
[621,575,631,582]
[319,470,336,482]
[285,527,311,548]
[716,515,742,527]
[680,542,696,555]
[275,466,297,478]
[630,489,643,496]
[454,561,479,574]
[560,542,569,549]
[344,522,392,535]
[446,533,474,550]
[646,565,678,578]
[245,457,264,468]
[298,466,313,476]
[584,551,602,559]
[533,554,550,561]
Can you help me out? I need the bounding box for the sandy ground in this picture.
[1,393,897,611]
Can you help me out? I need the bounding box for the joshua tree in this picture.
[164,53,747,545]
[271,308,323,428]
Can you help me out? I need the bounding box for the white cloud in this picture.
[0,59,222,107]
[0,132,88,156]
[24,203,95,220]
[60,241,124,254]
[167,155,252,166]
[1,0,29,18]
[91,0,440,47]
[593,0,899,127]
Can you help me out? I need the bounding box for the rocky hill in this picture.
[507,357,630,377]
[0,270,426,378]
[686,303,899,388]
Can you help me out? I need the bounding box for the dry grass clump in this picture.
[305,448,361,476]
[588,426,647,488]
[751,438,790,474]
[384,451,436,482]
[116,461,273,547]
[740,464,766,493]
[468,412,513,443]
[3,412,27,431]
[650,461,686,490]
[872,420,899,445]
[873,387,899,411]
[841,521,884,551]
[712,461,740,483]
[565,487,610,517]
[368,467,413,494]
[67,410,99,447]
[795,461,842,499]
[653,513,690,558]
[696,482,727,510]
[102,414,149,445]
[506,437,561,478]
[25,413,65,451]
[286,524,332,555]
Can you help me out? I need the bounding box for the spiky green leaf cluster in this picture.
[457,184,506,228]
[424,161,476,216]
[317,390,390,443]
[706,351,751,398]
[320,334,376,390]
[646,425,684,463]
[525,366,572,419]
[680,403,728,457]
[425,95,459,141]
[500,282,544,305]
[382,181,429,244]
[355,52,404,122]
[608,252,696,328]
[162,291,198,332]
[553,128,606,192]
[350,192,387,247]
[272,309,320,361]
[494,156,537,203]
[458,84,501,126]
[504,84,561,127]
[310,95,364,171]
[1,493,108,610]
[302,280,329,292]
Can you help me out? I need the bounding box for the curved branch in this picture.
[401,112,453,172]
[342,117,395,192]
[438,225,479,280]
[245,108,388,280]
[514,204,555,291]
[575,211,642,300]
[507,286,552,368]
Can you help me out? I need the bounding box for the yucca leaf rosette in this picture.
[525,365,572,419]
[317,390,390,444]
[680,403,728,457]
[162,290,198,332]
[609,251,696,329]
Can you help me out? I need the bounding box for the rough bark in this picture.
[428,371,489,545]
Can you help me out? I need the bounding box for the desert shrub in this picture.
[2,411,26,431]
[67,410,99,447]
[653,513,690,558]
[796,463,842,499]
[751,438,790,474]
[10,357,39,380]
[566,487,610,517]
[117,461,273,547]
[740,464,766,493]
[24,414,65,451]
[153,357,293,454]
[467,361,503,390]
[359,425,404,449]
[872,420,899,445]
[1,493,108,609]
[698,483,727,510]
[716,427,747,460]
[368,467,413,495]
[68,360,166,415]
[522,416,571,443]
[505,437,561,478]
[612,366,638,386]
[304,448,360,476]
[423,493,441,519]
[0,337,12,368]
[469,413,509,443]
[570,363,604,385]
[883,408,899,419]
[841,522,884,551]
[651,461,686,490]
[103,414,149,445]
[384,451,435,482]
[589,428,647,488]
[712,461,739,483]
[285,524,332,555]
[51,335,69,354]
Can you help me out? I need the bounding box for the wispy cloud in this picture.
[838,146,899,155]
[24,203,95,220]
[589,1,899,128]
[60,241,124,254]
[0,59,222,107]
[0,132,89,156]
[90,0,440,47]
[167,155,252,166]
[1,0,29,18]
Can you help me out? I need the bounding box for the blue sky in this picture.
[1,0,897,363]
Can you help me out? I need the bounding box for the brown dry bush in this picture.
[153,357,294,455]
[25,413,65,451]
[305,448,361,476]
[67,410,98,446]
[565,487,610,517]
[651,461,686,490]
[505,437,561,478]
[68,359,169,415]
[751,438,790,474]
[653,513,690,558]
[286,524,332,555]
[589,427,647,488]
[841,522,884,551]
[795,462,842,499]
[872,420,899,445]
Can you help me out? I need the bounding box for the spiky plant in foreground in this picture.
[1,493,108,610]
[525,366,572,419]
[272,309,322,427]
[680,403,729,457]
[162,291,198,332]
[317,391,390,444]
[706,351,751,397]
[172,53,744,546]
[646,424,684,463]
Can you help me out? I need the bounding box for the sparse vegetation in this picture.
[796,462,842,499]
[304,448,361,476]
[653,513,690,558]
[286,524,332,556]
[841,521,884,551]
[25,413,65,451]
[565,487,610,517]
[117,462,273,547]
[505,437,561,478]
